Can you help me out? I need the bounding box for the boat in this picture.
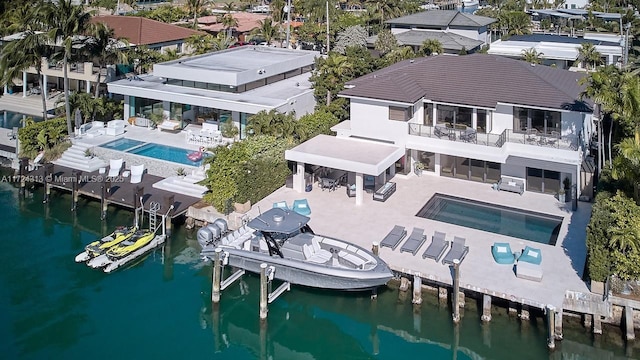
[74,226,137,263]
[199,208,394,291]
[105,230,156,260]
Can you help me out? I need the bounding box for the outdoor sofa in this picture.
[497,177,524,195]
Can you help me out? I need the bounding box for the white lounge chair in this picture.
[158,120,181,131]
[83,121,105,138]
[107,158,123,177]
[106,120,125,136]
[130,164,144,184]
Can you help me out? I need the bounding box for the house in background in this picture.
[488,34,623,69]
[197,12,269,42]
[286,54,594,205]
[107,46,319,137]
[367,10,496,54]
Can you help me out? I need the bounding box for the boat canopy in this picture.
[248,208,310,235]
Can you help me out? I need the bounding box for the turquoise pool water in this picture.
[99,138,144,151]
[1,110,43,129]
[128,143,204,166]
[99,139,204,166]
[416,194,562,244]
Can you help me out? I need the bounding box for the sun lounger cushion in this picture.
[380,225,406,250]
[400,228,426,256]
[442,236,469,265]
[516,261,543,282]
[422,231,448,261]
[518,246,542,265]
[492,242,515,264]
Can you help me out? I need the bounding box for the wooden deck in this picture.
[27,163,200,218]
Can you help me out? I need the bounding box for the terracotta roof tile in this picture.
[90,16,203,46]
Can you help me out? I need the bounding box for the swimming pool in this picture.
[99,139,205,166]
[1,110,43,129]
[416,194,562,245]
[99,138,145,151]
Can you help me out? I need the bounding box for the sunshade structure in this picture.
[248,208,310,235]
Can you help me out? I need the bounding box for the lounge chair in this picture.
[158,120,181,131]
[442,236,469,265]
[107,158,123,178]
[106,120,126,136]
[292,199,311,216]
[130,164,145,184]
[83,121,105,138]
[518,246,542,265]
[491,242,515,264]
[273,201,289,210]
[380,225,406,250]
[422,231,449,261]
[400,227,427,256]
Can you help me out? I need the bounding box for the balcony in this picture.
[408,124,580,151]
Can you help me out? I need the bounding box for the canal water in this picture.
[0,172,636,359]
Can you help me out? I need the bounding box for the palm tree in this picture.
[419,39,443,57]
[186,34,215,55]
[269,0,285,24]
[365,0,401,22]
[85,22,129,99]
[0,31,51,120]
[575,42,602,71]
[521,48,544,64]
[186,0,210,29]
[211,32,236,51]
[44,0,91,137]
[316,53,353,105]
[384,46,415,65]
[251,18,279,45]
[218,3,239,40]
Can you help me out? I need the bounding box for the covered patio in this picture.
[285,135,405,205]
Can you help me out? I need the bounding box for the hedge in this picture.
[17,117,68,156]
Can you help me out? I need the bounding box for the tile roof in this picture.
[198,12,268,33]
[340,54,592,112]
[386,10,496,28]
[90,16,202,46]
[367,30,484,52]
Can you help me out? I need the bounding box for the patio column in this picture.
[293,162,305,192]
[22,71,27,97]
[431,104,437,126]
[3,84,6,94]
[355,172,363,206]
[123,96,130,119]
[43,74,48,97]
[472,108,477,129]
[163,101,171,120]
[86,80,91,93]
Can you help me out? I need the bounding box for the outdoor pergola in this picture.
[285,135,405,205]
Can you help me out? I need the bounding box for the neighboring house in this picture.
[197,13,269,42]
[90,15,203,55]
[0,16,202,99]
[286,54,593,205]
[107,46,318,137]
[488,34,623,69]
[367,10,496,54]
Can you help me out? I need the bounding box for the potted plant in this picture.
[84,148,95,158]
[558,187,565,203]
[176,167,186,177]
[414,162,425,176]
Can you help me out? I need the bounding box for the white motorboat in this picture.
[199,208,394,291]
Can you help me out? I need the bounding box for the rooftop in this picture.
[386,10,496,28]
[508,34,620,47]
[340,54,592,112]
[368,30,484,52]
[197,12,268,33]
[90,15,202,46]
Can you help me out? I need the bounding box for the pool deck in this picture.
[247,173,591,310]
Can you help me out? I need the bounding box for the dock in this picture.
[23,162,200,218]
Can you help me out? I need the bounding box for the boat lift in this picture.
[210,248,290,320]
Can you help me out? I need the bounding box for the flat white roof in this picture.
[488,39,621,60]
[153,46,319,86]
[285,135,405,176]
[108,72,313,114]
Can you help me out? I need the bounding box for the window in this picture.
[477,109,488,133]
[389,106,410,121]
[526,168,560,194]
[436,105,455,125]
[423,103,433,125]
[513,107,561,135]
[176,43,183,54]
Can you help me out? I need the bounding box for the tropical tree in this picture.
[0,31,51,120]
[419,39,443,56]
[186,34,216,54]
[185,0,210,29]
[44,0,92,137]
[521,48,544,64]
[127,46,166,74]
[310,53,353,106]
[219,2,239,40]
[85,22,129,99]
[333,25,368,54]
[250,18,279,45]
[383,46,415,65]
[269,0,285,23]
[575,42,603,71]
[296,109,339,142]
[211,32,236,51]
[246,110,297,140]
[365,0,401,22]
[499,11,531,37]
[373,29,398,55]
[55,91,96,124]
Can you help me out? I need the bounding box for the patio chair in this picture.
[517,246,542,265]
[129,164,145,184]
[320,177,335,192]
[400,227,427,256]
[460,128,477,143]
[422,231,449,261]
[107,158,123,178]
[442,236,469,265]
[380,225,406,250]
[491,242,515,264]
[272,201,289,210]
[434,125,449,138]
[292,199,311,216]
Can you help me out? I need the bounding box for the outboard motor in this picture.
[197,221,223,248]
[213,218,228,234]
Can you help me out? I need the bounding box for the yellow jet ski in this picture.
[105,230,156,260]
[75,226,137,262]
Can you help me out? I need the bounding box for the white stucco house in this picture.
[107,46,319,139]
[286,54,594,205]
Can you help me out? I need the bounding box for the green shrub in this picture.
[18,118,68,157]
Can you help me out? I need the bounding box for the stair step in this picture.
[152,178,206,198]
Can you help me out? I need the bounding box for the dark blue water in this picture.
[417,194,562,244]
[0,172,635,359]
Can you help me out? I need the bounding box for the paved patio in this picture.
[248,173,591,309]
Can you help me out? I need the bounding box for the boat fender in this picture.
[329,248,335,253]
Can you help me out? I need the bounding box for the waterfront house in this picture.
[488,33,623,69]
[367,10,496,54]
[107,46,319,136]
[286,54,594,205]
[197,13,269,42]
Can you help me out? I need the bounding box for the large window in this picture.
[423,103,433,125]
[526,168,560,194]
[513,107,561,135]
[436,105,455,125]
[439,155,501,183]
[132,97,162,118]
[436,104,473,128]
[477,109,488,133]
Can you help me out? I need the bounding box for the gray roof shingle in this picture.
[386,10,496,28]
[340,54,592,112]
[367,30,483,51]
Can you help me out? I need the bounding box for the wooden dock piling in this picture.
[100,177,108,220]
[593,315,603,334]
[438,287,448,304]
[452,259,461,324]
[546,305,556,350]
[481,294,492,322]
[43,163,53,203]
[520,304,530,321]
[19,158,27,194]
[211,248,222,303]
[412,274,422,305]
[554,310,563,340]
[259,263,269,320]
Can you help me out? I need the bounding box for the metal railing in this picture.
[408,124,579,151]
